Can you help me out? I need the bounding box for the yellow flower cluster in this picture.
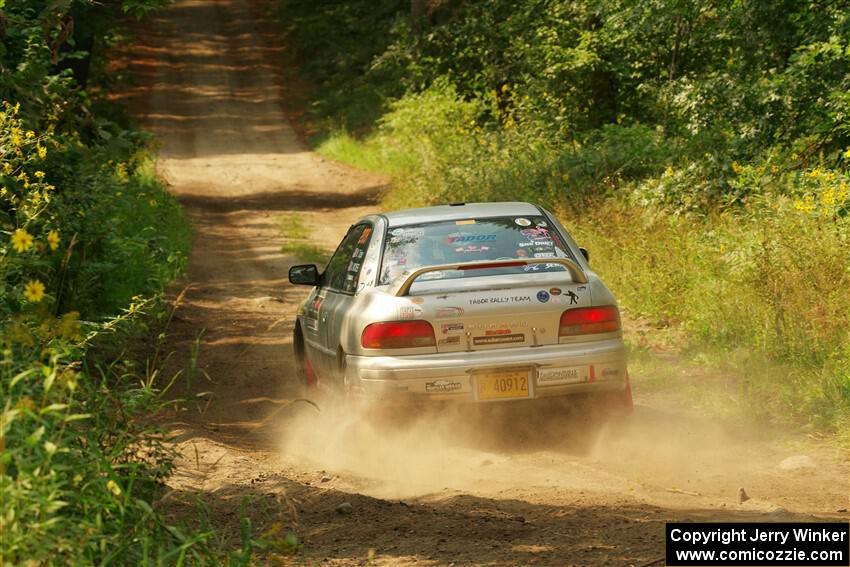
[794,169,850,218]
[2,102,63,310]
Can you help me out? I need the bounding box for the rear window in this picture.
[380,216,576,285]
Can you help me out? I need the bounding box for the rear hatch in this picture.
[400,273,591,353]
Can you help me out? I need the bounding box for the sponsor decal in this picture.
[514,217,532,226]
[455,245,490,253]
[465,321,529,330]
[410,297,425,305]
[485,329,512,336]
[549,287,562,296]
[518,241,537,247]
[473,333,525,346]
[533,244,554,253]
[520,228,551,241]
[537,290,550,303]
[455,219,476,225]
[601,367,621,379]
[441,322,464,334]
[469,295,532,305]
[425,380,463,393]
[516,249,528,257]
[534,252,555,258]
[399,305,422,320]
[437,336,461,345]
[435,306,464,318]
[536,220,548,227]
[566,290,579,304]
[448,234,497,244]
[353,248,364,259]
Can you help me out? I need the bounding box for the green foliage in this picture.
[283,0,850,429]
[0,0,253,563]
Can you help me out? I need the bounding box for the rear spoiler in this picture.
[394,258,587,297]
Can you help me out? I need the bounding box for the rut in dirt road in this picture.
[116,0,382,436]
[114,0,850,564]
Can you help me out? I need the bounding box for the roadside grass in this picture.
[279,214,330,265]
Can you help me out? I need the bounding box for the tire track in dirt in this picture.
[114,0,850,564]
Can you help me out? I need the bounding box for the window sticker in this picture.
[455,245,491,253]
[447,234,496,244]
[536,220,548,227]
[357,227,372,245]
[521,228,551,241]
[455,219,476,225]
[514,217,531,226]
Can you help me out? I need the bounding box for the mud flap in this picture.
[303,355,317,389]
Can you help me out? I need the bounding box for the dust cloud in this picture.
[272,392,834,511]
[274,394,791,507]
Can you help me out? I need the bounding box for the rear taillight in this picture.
[559,306,620,337]
[361,321,436,349]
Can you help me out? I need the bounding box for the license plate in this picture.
[476,370,530,400]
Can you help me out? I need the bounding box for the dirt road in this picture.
[116,0,849,564]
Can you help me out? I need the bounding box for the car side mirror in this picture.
[289,264,321,286]
[579,247,590,263]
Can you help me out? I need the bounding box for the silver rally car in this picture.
[289,202,631,409]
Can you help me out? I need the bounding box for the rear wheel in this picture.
[587,376,634,420]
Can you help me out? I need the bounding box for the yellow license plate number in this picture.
[476,370,530,400]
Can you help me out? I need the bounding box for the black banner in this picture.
[666,523,850,566]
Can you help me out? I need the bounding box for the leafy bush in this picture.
[283,0,850,429]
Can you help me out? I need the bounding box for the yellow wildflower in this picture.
[47,230,60,251]
[11,228,34,252]
[25,130,35,139]
[821,188,835,206]
[3,162,13,174]
[10,127,23,146]
[663,166,674,178]
[731,161,743,174]
[34,171,45,180]
[106,479,122,497]
[37,144,47,159]
[24,280,45,303]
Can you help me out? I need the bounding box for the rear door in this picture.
[317,223,373,377]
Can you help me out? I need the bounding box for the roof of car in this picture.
[381,202,543,227]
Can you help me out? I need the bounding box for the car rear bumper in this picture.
[345,338,628,403]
